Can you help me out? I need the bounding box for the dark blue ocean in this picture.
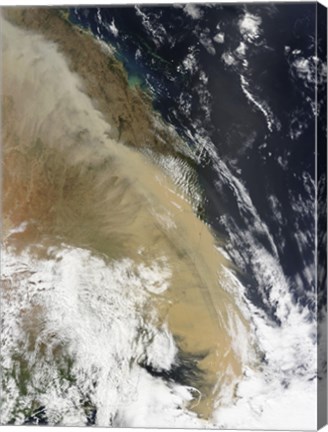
[68,3,323,322]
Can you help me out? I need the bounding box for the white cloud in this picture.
[239,12,262,43]
[199,33,216,55]
[222,51,237,66]
[135,6,167,47]
[183,4,202,19]
[108,19,119,37]
[240,75,278,132]
[235,41,247,56]
[213,32,225,44]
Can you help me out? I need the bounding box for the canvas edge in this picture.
[317,1,328,430]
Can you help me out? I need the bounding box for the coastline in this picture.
[2,7,192,159]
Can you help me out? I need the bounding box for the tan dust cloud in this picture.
[1,17,252,419]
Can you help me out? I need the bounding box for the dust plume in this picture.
[1,17,252,420]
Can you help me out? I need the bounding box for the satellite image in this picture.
[1,3,327,429]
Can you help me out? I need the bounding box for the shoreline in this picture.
[2,7,192,160]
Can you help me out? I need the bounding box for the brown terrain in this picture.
[3,7,191,157]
